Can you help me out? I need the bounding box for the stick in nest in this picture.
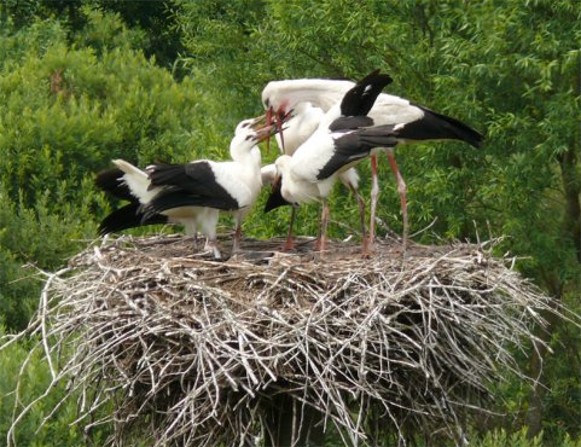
[2,234,579,447]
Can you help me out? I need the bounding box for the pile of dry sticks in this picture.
[5,234,575,447]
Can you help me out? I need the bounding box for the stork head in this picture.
[262,95,293,130]
[235,116,270,135]
[230,119,281,154]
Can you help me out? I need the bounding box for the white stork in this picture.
[262,101,363,251]
[267,70,394,254]
[96,118,274,258]
[262,73,483,248]
[142,120,277,257]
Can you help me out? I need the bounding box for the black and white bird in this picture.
[262,101,363,250]
[142,119,278,257]
[95,159,223,256]
[262,73,484,248]
[266,70,395,254]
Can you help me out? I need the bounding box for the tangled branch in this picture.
[4,234,575,446]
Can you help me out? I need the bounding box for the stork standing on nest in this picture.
[96,118,276,258]
[266,70,395,255]
[142,120,279,258]
[262,74,484,249]
[261,102,363,251]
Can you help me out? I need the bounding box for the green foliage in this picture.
[474,428,544,447]
[1,0,184,70]
[0,325,110,445]
[469,428,581,447]
[0,14,202,209]
[0,1,579,445]
[0,185,97,330]
[0,8,210,330]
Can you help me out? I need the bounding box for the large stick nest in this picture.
[5,234,566,446]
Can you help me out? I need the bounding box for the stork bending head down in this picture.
[265,70,394,256]
[261,71,484,250]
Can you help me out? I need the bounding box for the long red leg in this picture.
[349,184,370,256]
[369,153,380,246]
[314,201,330,253]
[283,207,297,251]
[384,149,408,249]
[232,220,242,253]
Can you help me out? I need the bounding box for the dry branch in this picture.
[3,234,575,446]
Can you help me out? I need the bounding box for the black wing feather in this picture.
[340,70,393,117]
[328,116,375,132]
[147,189,240,214]
[317,125,399,180]
[95,168,134,201]
[98,203,168,235]
[146,161,240,215]
[149,162,215,191]
[148,161,238,199]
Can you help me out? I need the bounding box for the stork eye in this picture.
[242,122,250,128]
[245,135,253,140]
[264,98,270,108]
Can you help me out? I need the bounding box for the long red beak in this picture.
[252,109,292,154]
[252,122,281,143]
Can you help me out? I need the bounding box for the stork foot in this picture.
[280,236,295,252]
[314,236,327,252]
[203,239,222,260]
[361,236,374,258]
[191,233,200,249]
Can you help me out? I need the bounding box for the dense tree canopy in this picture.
[0,1,579,445]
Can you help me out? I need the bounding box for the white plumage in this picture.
[262,75,483,249]
[143,119,276,258]
[266,70,395,254]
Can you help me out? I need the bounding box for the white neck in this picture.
[230,142,262,178]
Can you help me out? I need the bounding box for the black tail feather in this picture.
[95,168,134,201]
[98,203,168,235]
